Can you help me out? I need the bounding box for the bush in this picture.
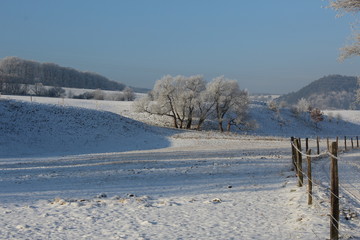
[47,87,66,98]
[268,101,278,112]
[310,108,324,127]
[73,91,95,99]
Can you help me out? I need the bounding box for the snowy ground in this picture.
[1,95,360,239]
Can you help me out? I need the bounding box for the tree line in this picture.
[0,56,125,91]
[135,75,249,132]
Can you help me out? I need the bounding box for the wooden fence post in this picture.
[307,149,312,205]
[357,136,359,148]
[294,138,303,187]
[306,138,309,152]
[316,136,320,155]
[351,138,354,149]
[291,137,296,171]
[330,142,339,240]
[344,136,347,151]
[327,138,330,151]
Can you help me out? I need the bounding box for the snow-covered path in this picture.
[0,138,290,203]
[0,138,328,239]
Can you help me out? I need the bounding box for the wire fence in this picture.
[290,136,360,240]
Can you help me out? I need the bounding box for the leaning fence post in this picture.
[291,137,296,171]
[330,142,339,240]
[294,138,303,187]
[317,136,320,155]
[307,149,312,205]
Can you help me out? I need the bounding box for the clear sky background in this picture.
[1,0,359,94]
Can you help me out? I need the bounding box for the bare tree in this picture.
[93,89,105,100]
[136,75,179,128]
[135,74,248,132]
[310,108,324,128]
[195,89,216,130]
[296,98,311,113]
[329,0,360,60]
[225,90,249,132]
[176,75,206,129]
[123,87,135,101]
[32,83,47,96]
[136,75,207,129]
[207,76,248,132]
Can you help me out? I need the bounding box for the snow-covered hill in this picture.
[2,95,360,158]
[247,103,360,137]
[0,98,172,157]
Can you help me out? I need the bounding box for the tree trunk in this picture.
[186,117,192,129]
[227,121,231,132]
[196,118,205,130]
[186,107,194,129]
[172,116,178,128]
[218,120,224,132]
[179,120,183,129]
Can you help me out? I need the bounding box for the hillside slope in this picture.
[277,75,358,109]
[2,97,360,158]
[0,99,171,157]
[246,103,360,137]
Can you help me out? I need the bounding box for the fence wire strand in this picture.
[290,137,357,239]
[291,142,340,160]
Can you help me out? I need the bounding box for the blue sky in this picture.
[0,0,359,94]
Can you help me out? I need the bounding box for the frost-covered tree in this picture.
[135,75,182,128]
[147,75,206,129]
[292,98,312,121]
[296,98,311,113]
[93,89,105,100]
[135,74,248,131]
[207,76,248,132]
[176,75,206,129]
[32,83,47,96]
[224,90,249,132]
[122,87,135,101]
[329,0,360,60]
[195,88,216,130]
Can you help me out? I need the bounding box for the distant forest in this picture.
[277,75,358,109]
[0,57,125,90]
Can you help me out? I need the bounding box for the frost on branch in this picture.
[329,0,360,60]
[134,74,249,132]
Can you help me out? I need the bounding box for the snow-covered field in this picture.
[1,95,360,239]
